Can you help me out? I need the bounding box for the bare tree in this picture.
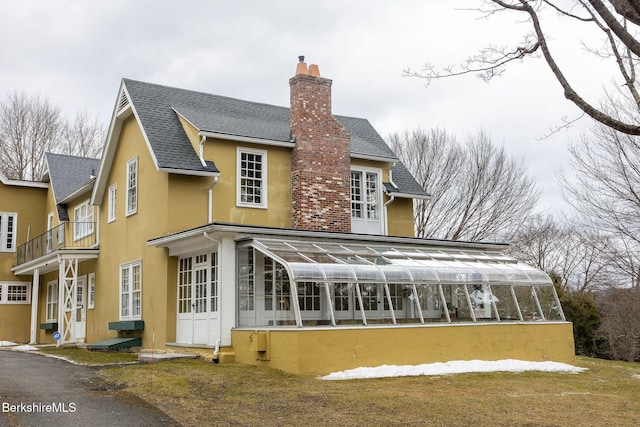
[389,128,539,241]
[597,286,640,361]
[0,92,105,181]
[59,110,105,159]
[407,1,640,135]
[0,92,63,180]
[508,215,612,293]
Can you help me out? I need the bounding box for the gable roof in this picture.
[125,78,399,162]
[93,78,428,203]
[45,153,100,221]
[45,153,99,203]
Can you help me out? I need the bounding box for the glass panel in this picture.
[441,284,474,322]
[333,283,350,312]
[465,284,496,320]
[349,264,383,282]
[491,284,520,321]
[238,247,255,327]
[380,264,412,283]
[415,284,442,320]
[356,283,379,311]
[535,284,564,321]
[513,285,544,321]
[289,262,325,281]
[383,284,404,311]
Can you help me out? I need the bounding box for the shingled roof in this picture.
[121,78,427,198]
[45,153,100,221]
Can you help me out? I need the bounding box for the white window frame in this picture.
[0,212,17,252]
[88,272,95,309]
[119,260,142,320]
[73,200,94,241]
[236,147,268,209]
[108,184,117,223]
[0,282,31,304]
[126,157,138,216]
[46,280,58,321]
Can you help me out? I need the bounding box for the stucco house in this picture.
[1,58,574,375]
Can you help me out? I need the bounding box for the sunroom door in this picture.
[176,254,219,345]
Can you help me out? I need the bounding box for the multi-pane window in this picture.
[333,283,350,311]
[297,282,321,311]
[108,185,117,223]
[264,257,291,311]
[350,170,379,220]
[120,261,141,319]
[177,253,218,314]
[383,284,404,311]
[46,281,58,321]
[237,148,267,208]
[0,212,17,252]
[73,200,94,240]
[0,282,30,304]
[126,157,138,216]
[88,273,95,309]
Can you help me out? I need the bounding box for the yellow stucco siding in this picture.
[0,182,45,342]
[387,197,416,237]
[167,174,210,232]
[0,183,47,280]
[233,323,576,376]
[93,116,172,347]
[204,139,292,228]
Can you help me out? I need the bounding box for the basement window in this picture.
[236,238,564,328]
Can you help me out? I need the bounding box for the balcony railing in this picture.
[16,222,97,265]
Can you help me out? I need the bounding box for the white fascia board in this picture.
[59,180,95,205]
[0,171,48,188]
[147,222,509,252]
[351,153,399,163]
[91,81,129,206]
[384,190,431,200]
[158,167,220,177]
[199,131,295,148]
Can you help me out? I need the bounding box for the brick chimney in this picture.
[290,56,351,232]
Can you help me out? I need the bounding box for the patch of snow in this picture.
[0,341,17,347]
[10,345,39,351]
[320,359,588,380]
[632,374,640,379]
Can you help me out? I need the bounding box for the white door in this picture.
[351,170,383,235]
[74,276,87,341]
[176,254,219,345]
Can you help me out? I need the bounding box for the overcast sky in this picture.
[1,0,616,215]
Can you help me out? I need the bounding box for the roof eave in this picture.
[199,131,295,148]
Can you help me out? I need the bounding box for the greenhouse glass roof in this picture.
[248,238,552,286]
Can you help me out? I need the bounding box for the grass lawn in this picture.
[93,356,640,427]
[35,346,139,365]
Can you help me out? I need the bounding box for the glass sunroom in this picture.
[236,238,564,328]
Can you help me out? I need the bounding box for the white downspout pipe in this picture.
[198,135,207,167]
[207,176,219,224]
[383,167,397,235]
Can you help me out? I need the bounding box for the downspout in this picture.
[207,176,219,224]
[383,166,397,235]
[198,135,207,167]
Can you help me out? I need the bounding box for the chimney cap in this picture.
[298,55,305,62]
